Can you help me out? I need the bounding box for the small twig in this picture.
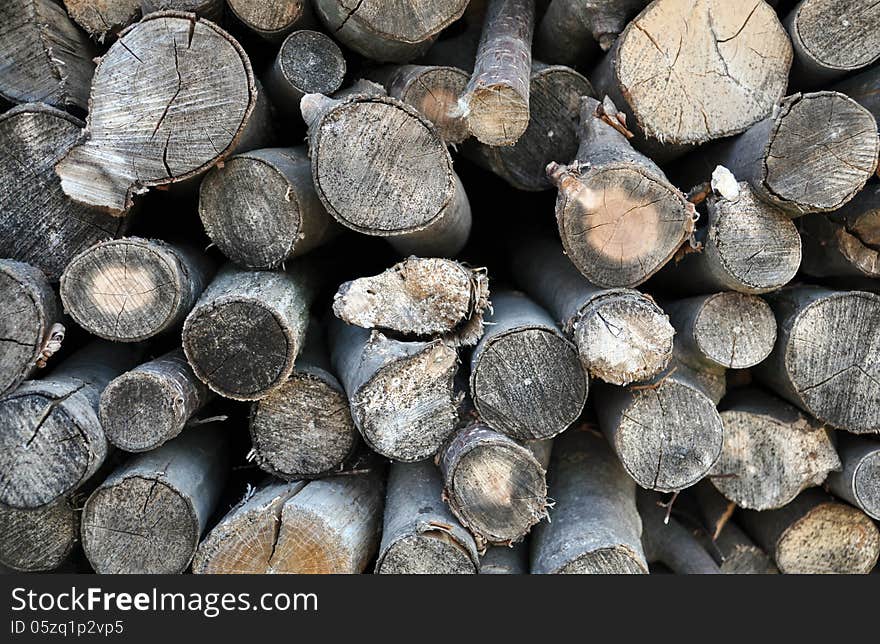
[629,366,677,392]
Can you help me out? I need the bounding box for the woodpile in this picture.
[1,0,879,575]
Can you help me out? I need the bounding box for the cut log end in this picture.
[692,292,777,369]
[465,85,531,146]
[558,547,649,574]
[0,499,77,572]
[852,451,880,520]
[227,0,309,37]
[377,532,478,574]
[276,30,346,96]
[64,0,141,40]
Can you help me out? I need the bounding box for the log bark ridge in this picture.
[376,460,479,574]
[0,259,62,395]
[0,341,141,509]
[198,147,338,270]
[0,0,96,111]
[469,291,587,440]
[55,12,264,215]
[591,0,792,149]
[81,424,229,574]
[182,264,315,401]
[826,434,880,520]
[479,543,528,574]
[638,490,720,574]
[530,428,648,574]
[99,348,212,452]
[0,498,78,572]
[549,97,695,288]
[60,237,214,342]
[264,31,346,113]
[439,423,549,546]
[0,104,128,281]
[227,0,314,41]
[755,286,880,433]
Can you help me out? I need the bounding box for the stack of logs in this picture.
[1,0,879,575]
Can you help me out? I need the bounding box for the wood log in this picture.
[99,348,212,452]
[366,64,470,145]
[459,0,534,146]
[328,321,459,462]
[510,236,674,386]
[193,480,306,574]
[534,0,650,66]
[664,292,777,371]
[480,543,528,574]
[140,1,224,21]
[416,19,482,71]
[548,97,695,288]
[463,62,594,191]
[302,91,472,256]
[680,92,879,215]
[740,489,880,574]
[0,259,62,395]
[469,291,587,440]
[530,428,648,574]
[594,368,724,492]
[591,0,792,154]
[182,264,315,401]
[55,11,266,215]
[264,30,346,115]
[376,460,479,574]
[709,388,840,510]
[799,180,880,279]
[638,490,720,574]
[81,424,229,574]
[827,434,880,521]
[249,321,358,479]
[227,0,313,41]
[652,179,802,295]
[755,286,880,433]
[0,498,78,572]
[332,256,490,347]
[0,340,140,509]
[832,66,880,122]
[198,147,338,270]
[0,0,96,112]
[0,104,128,281]
[784,0,880,86]
[439,423,549,546]
[313,0,469,63]
[60,237,214,342]
[63,0,142,41]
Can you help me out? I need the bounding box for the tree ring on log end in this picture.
[376,532,477,574]
[558,546,649,574]
[694,292,776,369]
[278,30,346,95]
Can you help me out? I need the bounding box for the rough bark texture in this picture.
[785,0,880,85]
[440,423,549,546]
[332,257,490,347]
[464,62,594,191]
[199,147,338,270]
[710,388,840,510]
[530,428,648,574]
[459,0,534,146]
[0,0,96,111]
[227,0,313,40]
[469,291,587,440]
[480,543,528,574]
[0,104,128,281]
[264,30,346,113]
[60,237,214,342]
[303,91,472,256]
[594,368,724,492]
[638,490,720,574]
[367,64,470,144]
[511,236,674,386]
[0,259,62,395]
[591,0,792,150]
[664,292,777,370]
[740,489,880,574]
[827,434,880,521]
[755,286,880,433]
[799,180,880,279]
[376,460,479,574]
[653,181,802,295]
[81,424,229,574]
[55,12,264,215]
[313,0,469,63]
[0,497,78,572]
[833,66,880,122]
[0,341,140,509]
[685,92,879,215]
[99,348,212,452]
[329,321,459,462]
[192,480,307,574]
[249,322,358,479]
[549,97,695,288]
[182,264,315,401]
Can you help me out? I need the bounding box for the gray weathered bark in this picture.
[63,0,142,41]
[227,0,314,41]
[376,460,479,574]
[0,498,78,572]
[141,1,224,21]
[827,434,880,521]
[264,30,346,114]
[469,291,587,440]
[638,490,720,574]
[530,428,648,574]
[480,542,528,574]
[182,264,315,401]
